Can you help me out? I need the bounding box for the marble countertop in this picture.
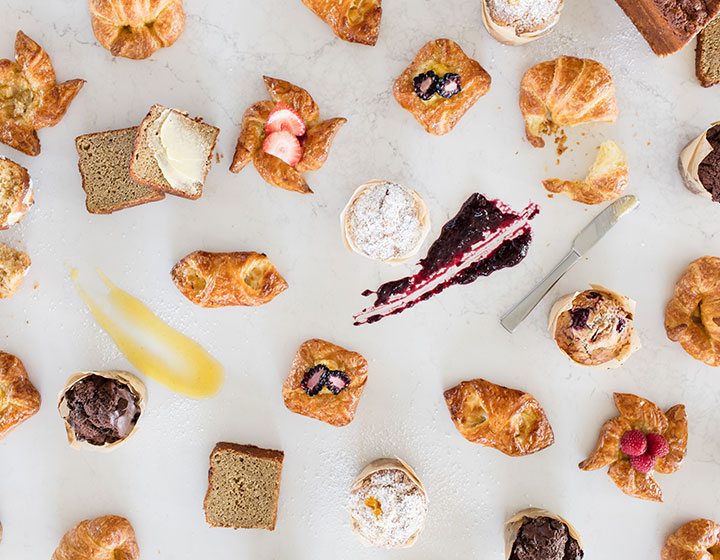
[1,0,719,558]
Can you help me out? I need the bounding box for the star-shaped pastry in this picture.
[0,31,85,156]
[230,76,346,194]
[579,392,687,502]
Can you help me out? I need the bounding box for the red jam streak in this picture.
[353,193,539,326]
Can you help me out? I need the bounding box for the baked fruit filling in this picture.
[300,364,351,396]
[364,496,383,518]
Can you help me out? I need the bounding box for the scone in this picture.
[393,39,492,136]
[679,122,720,202]
[88,0,185,60]
[443,378,554,456]
[300,0,382,46]
[579,392,687,502]
[0,31,85,156]
[481,0,565,46]
[505,508,584,560]
[0,157,32,228]
[58,370,146,451]
[230,76,346,193]
[549,285,640,368]
[282,338,368,426]
[349,458,428,549]
[662,519,720,559]
[171,250,288,307]
[51,516,139,560]
[0,351,41,440]
[0,243,30,299]
[340,180,431,264]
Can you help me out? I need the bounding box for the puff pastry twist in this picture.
[662,519,720,560]
[52,515,139,560]
[0,351,41,439]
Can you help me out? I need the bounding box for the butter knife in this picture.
[500,195,639,333]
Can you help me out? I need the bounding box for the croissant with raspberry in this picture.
[662,519,720,560]
[52,515,139,560]
[300,0,382,46]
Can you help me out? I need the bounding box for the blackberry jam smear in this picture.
[354,193,539,325]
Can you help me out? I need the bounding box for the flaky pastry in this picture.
[543,141,628,204]
[504,508,584,560]
[443,378,554,457]
[0,157,33,229]
[283,338,368,426]
[579,392,687,502]
[230,76,346,193]
[300,0,382,46]
[662,519,720,560]
[0,31,85,155]
[520,56,618,148]
[0,351,41,440]
[393,39,491,136]
[171,250,288,307]
[88,0,185,59]
[679,122,720,201]
[52,515,139,560]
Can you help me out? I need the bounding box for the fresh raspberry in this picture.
[646,433,670,458]
[630,453,656,474]
[620,430,647,456]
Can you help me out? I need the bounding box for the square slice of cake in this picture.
[203,442,284,530]
[697,15,720,87]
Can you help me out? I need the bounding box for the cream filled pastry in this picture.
[341,181,431,264]
[549,285,640,368]
[679,122,720,202]
[482,0,564,46]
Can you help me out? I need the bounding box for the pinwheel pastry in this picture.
[171,250,288,307]
[662,519,720,560]
[393,39,492,136]
[443,378,554,457]
[543,141,628,205]
[0,351,41,440]
[300,0,382,46]
[88,0,185,59]
[283,338,368,426]
[579,392,687,502]
[520,56,618,148]
[52,515,139,560]
[230,76,347,194]
[665,256,720,366]
[679,122,720,203]
[505,508,584,560]
[0,31,85,156]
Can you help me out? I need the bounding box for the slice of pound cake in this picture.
[697,15,720,87]
[76,127,165,214]
[203,442,284,530]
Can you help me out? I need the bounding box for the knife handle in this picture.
[500,250,580,333]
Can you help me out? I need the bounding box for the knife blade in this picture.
[500,195,639,333]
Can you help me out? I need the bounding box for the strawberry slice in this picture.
[262,130,302,166]
[265,102,306,136]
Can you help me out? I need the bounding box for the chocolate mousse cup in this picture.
[505,508,584,560]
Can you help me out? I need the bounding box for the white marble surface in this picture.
[1,0,720,557]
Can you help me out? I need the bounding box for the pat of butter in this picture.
[155,109,205,193]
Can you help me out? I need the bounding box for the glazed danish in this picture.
[300,0,382,46]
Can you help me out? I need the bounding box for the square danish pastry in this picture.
[282,339,368,426]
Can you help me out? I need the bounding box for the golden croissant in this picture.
[171,250,288,307]
[0,351,41,439]
[300,0,382,46]
[520,56,618,148]
[52,515,139,560]
[88,0,185,59]
[662,519,720,560]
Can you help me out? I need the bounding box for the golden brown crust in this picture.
[665,256,720,366]
[443,378,554,457]
[0,31,85,155]
[301,0,382,46]
[171,250,288,307]
[662,519,720,560]
[0,157,32,229]
[519,56,618,148]
[0,351,41,440]
[88,0,185,60]
[393,39,491,136]
[282,338,368,427]
[579,393,687,502]
[51,515,139,560]
[230,77,345,193]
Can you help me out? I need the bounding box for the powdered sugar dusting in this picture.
[486,0,563,34]
[349,469,428,548]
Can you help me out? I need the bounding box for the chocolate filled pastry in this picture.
[662,519,720,559]
[505,508,584,560]
[300,0,382,46]
[52,515,139,560]
[549,285,640,368]
[0,350,41,440]
[579,392,687,502]
[665,256,720,366]
[679,122,720,203]
[349,458,428,549]
[341,180,431,264]
[444,378,554,456]
[283,338,368,426]
[171,250,288,307]
[393,39,492,136]
[482,0,565,46]
[58,370,146,451]
[520,56,618,148]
